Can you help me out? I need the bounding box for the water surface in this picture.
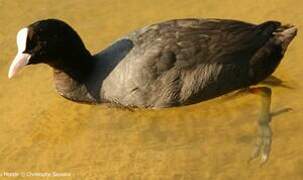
[0,0,302,179]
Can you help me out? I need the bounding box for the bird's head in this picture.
[8,19,89,79]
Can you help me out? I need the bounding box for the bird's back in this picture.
[95,18,295,108]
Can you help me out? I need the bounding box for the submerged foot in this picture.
[248,87,272,164]
[249,115,272,164]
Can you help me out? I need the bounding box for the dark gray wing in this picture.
[100,19,280,107]
[129,19,280,67]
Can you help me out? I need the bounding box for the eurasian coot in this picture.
[8,18,297,162]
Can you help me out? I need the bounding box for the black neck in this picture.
[50,48,95,83]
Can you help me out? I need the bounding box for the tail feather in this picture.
[256,21,281,36]
[273,25,297,53]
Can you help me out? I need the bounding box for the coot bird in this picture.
[8,18,297,162]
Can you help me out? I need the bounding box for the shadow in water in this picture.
[261,75,294,89]
[222,75,294,101]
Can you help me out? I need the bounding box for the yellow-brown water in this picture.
[0,0,302,179]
